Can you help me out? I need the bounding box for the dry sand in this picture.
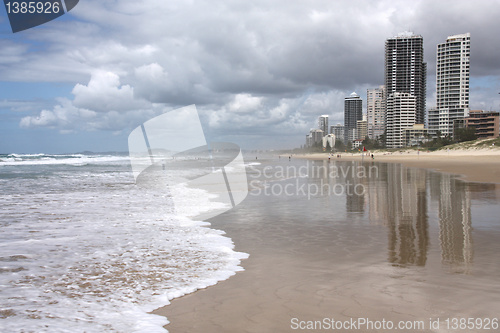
[302,148,500,184]
[152,148,500,332]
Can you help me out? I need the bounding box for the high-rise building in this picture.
[385,32,426,148]
[330,124,345,142]
[306,129,324,147]
[318,115,329,136]
[386,92,417,148]
[428,33,471,137]
[344,92,362,143]
[357,115,368,140]
[367,85,386,140]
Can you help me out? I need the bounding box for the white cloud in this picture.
[0,41,29,65]
[20,98,95,130]
[72,71,149,112]
[134,63,165,81]
[0,100,48,113]
[228,94,263,113]
[19,72,159,133]
[204,90,346,138]
[20,110,58,128]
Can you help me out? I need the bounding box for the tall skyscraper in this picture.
[344,92,362,143]
[318,115,329,136]
[367,85,386,140]
[385,32,426,148]
[428,33,471,137]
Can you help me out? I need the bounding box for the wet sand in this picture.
[153,156,500,333]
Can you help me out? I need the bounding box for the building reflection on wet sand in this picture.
[364,163,476,271]
[432,175,496,272]
[306,160,495,272]
[309,160,368,214]
[373,164,429,267]
[432,173,473,273]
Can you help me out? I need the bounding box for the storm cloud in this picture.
[3,0,500,150]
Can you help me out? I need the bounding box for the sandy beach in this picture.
[301,148,500,184]
[153,150,500,333]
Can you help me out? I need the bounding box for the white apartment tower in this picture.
[367,85,386,140]
[428,33,471,137]
[318,115,329,136]
[386,92,417,148]
[385,32,426,148]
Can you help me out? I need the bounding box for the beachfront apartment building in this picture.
[428,33,471,138]
[357,116,368,140]
[306,129,324,147]
[344,92,363,143]
[330,124,344,140]
[403,124,428,147]
[384,32,426,148]
[347,128,358,143]
[367,85,386,140]
[352,139,364,149]
[386,92,417,148]
[322,134,335,151]
[318,115,329,137]
[465,110,500,139]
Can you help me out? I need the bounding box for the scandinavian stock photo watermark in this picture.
[128,105,248,220]
[248,162,379,200]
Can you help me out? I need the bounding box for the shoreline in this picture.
[295,149,500,184]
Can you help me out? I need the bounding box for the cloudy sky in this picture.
[1,0,500,153]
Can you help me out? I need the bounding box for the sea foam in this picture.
[0,155,248,332]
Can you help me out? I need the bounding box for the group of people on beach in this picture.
[276,152,376,162]
[326,153,374,160]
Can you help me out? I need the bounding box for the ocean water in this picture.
[0,153,248,332]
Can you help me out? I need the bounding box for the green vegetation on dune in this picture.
[291,134,500,155]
